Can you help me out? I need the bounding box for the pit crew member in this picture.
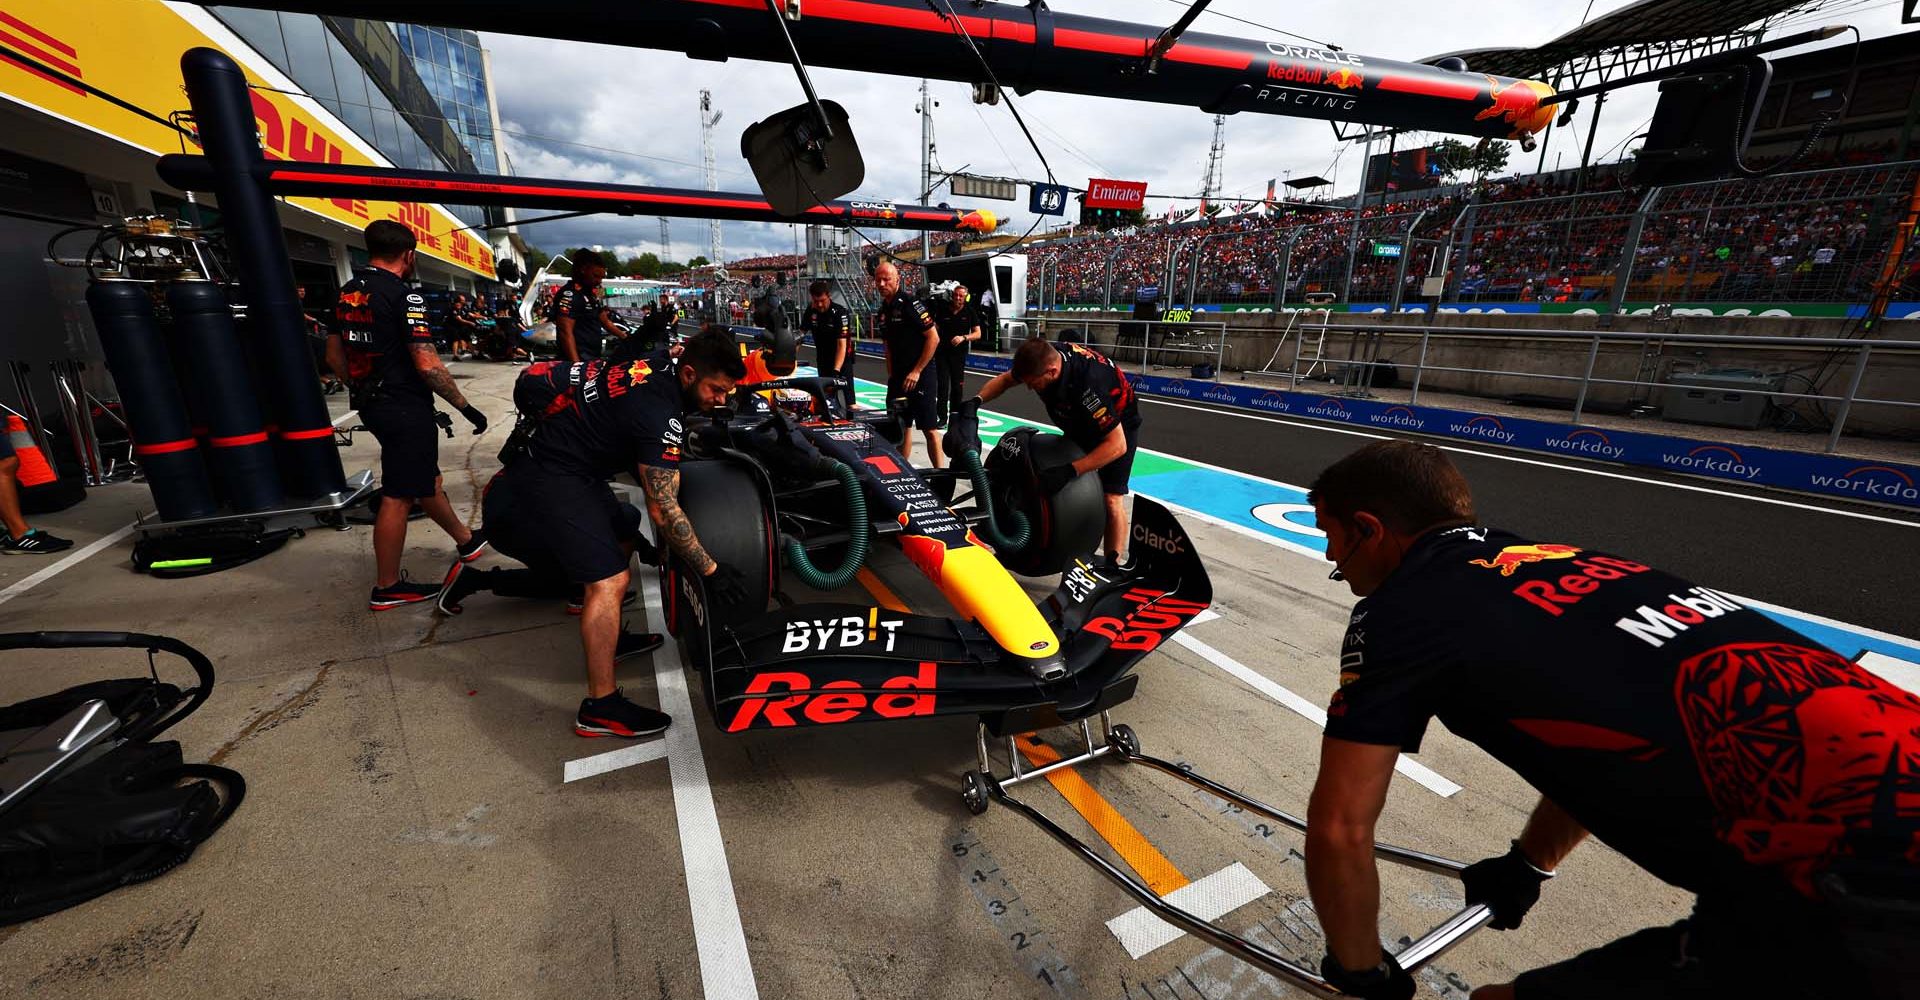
[328,219,487,610]
[447,332,747,738]
[930,281,981,426]
[548,250,624,362]
[953,338,1141,567]
[802,280,855,414]
[1301,440,1918,1000]
[872,261,941,466]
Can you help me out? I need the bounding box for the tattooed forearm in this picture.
[411,345,468,408]
[641,465,716,575]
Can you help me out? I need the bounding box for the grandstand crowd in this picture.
[695,153,1920,312]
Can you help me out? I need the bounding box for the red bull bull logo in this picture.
[959,209,997,233]
[1471,543,1581,577]
[1475,76,1556,139]
[1327,67,1364,91]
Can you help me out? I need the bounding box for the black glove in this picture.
[686,420,731,458]
[944,397,982,460]
[459,404,488,435]
[1035,461,1077,495]
[1319,951,1414,1000]
[705,562,750,608]
[631,532,660,567]
[1461,842,1555,930]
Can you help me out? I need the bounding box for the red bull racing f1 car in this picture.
[659,325,1212,740]
[654,325,1493,994]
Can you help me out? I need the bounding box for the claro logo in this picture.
[725,662,937,731]
[1132,523,1188,555]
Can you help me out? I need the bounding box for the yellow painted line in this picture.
[854,566,910,613]
[854,564,1191,896]
[1015,735,1191,896]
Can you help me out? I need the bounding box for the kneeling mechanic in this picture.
[440,332,749,738]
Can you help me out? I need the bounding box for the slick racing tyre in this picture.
[666,458,777,638]
[985,428,1103,577]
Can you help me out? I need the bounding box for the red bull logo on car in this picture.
[1471,543,1581,577]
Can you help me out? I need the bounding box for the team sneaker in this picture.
[566,589,637,616]
[0,528,74,555]
[435,560,488,616]
[369,571,441,611]
[574,689,671,738]
[455,529,489,564]
[615,630,665,662]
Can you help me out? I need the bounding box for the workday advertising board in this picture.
[926,349,1920,511]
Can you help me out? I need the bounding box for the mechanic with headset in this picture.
[872,260,942,467]
[1301,440,1918,1000]
[952,337,1140,568]
[328,219,488,610]
[548,250,627,362]
[801,280,856,415]
[437,333,747,738]
[929,281,981,427]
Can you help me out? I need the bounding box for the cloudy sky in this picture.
[477,0,1907,263]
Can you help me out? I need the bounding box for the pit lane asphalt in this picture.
[935,362,1920,639]
[0,355,1887,999]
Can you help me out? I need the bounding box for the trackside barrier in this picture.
[855,343,1920,510]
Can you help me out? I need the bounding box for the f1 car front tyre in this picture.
[667,458,777,635]
[986,429,1104,577]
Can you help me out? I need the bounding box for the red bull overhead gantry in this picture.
[219,0,1558,141]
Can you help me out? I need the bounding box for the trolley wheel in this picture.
[961,770,992,815]
[1108,724,1141,757]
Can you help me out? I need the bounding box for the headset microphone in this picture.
[1327,523,1374,582]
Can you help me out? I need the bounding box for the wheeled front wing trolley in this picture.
[960,714,1492,997]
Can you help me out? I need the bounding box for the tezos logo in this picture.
[1132,523,1187,555]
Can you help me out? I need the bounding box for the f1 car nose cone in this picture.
[1026,654,1068,682]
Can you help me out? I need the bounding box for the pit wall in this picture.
[1025,311,1920,439]
[848,329,1920,512]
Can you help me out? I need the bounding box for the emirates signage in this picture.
[1084,178,1148,211]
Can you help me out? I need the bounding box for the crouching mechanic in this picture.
[440,333,750,738]
[953,338,1140,566]
[1301,440,1919,1000]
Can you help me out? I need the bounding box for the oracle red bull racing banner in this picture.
[906,347,1920,511]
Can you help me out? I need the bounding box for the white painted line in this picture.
[562,739,669,783]
[641,560,760,1000]
[0,522,137,610]
[1169,630,1462,798]
[1728,592,1920,654]
[1189,608,1222,627]
[1860,651,1920,697]
[1134,395,1920,529]
[1105,861,1273,960]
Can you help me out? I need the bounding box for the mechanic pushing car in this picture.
[802,279,856,415]
[327,220,488,610]
[548,250,626,363]
[1301,440,1918,1000]
[955,337,1141,567]
[872,260,942,467]
[441,332,748,738]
